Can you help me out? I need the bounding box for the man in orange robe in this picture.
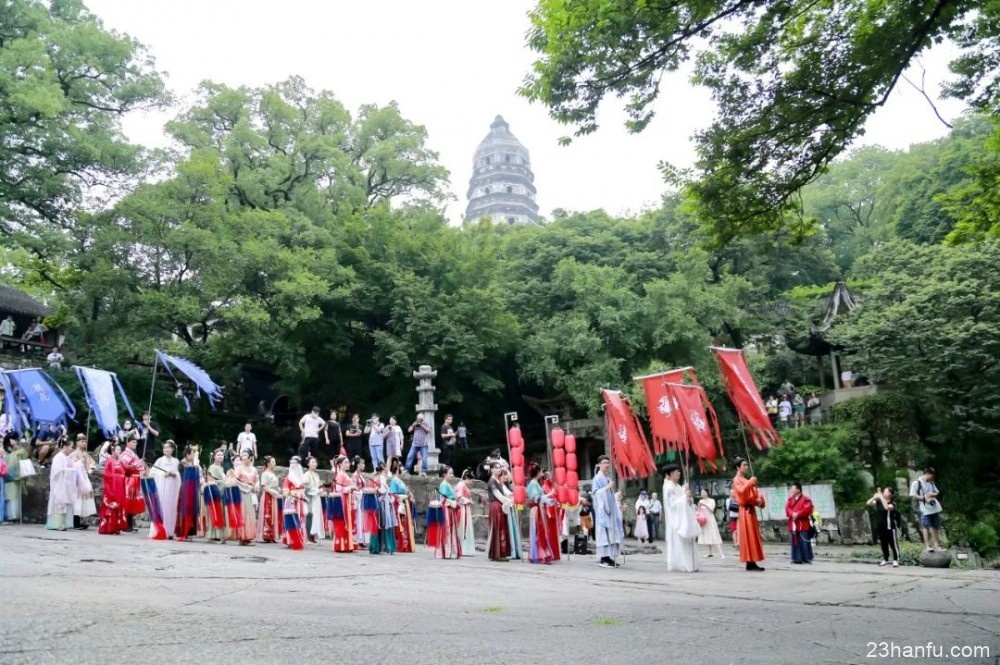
[733,457,766,571]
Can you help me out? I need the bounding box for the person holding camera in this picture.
[405,414,431,474]
[868,487,901,567]
[364,414,386,468]
[909,467,943,552]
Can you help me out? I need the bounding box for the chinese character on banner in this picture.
[32,382,51,403]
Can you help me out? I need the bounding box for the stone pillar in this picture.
[413,365,439,471]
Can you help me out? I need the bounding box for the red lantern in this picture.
[508,427,524,450]
[510,451,524,468]
[554,468,567,485]
[551,428,565,449]
[566,452,577,472]
[568,488,579,506]
[552,448,566,468]
[557,487,569,504]
[513,486,527,506]
[567,470,579,488]
[564,434,577,454]
[513,468,525,486]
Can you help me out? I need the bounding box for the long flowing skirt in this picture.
[371,495,398,554]
[330,494,355,552]
[0,477,4,522]
[697,508,723,546]
[457,503,475,556]
[361,491,379,536]
[4,478,20,521]
[507,506,522,560]
[487,502,511,561]
[258,493,283,543]
[790,531,814,563]
[394,496,415,553]
[528,504,555,564]
[435,506,461,559]
[223,486,244,533]
[155,474,181,537]
[737,506,766,563]
[124,474,145,516]
[203,485,227,539]
[98,496,127,535]
[283,512,304,550]
[308,493,325,540]
[74,469,97,519]
[543,505,562,561]
[354,494,368,547]
[426,503,444,548]
[234,489,256,541]
[140,478,167,540]
[176,467,200,538]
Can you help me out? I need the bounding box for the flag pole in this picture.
[147,351,158,415]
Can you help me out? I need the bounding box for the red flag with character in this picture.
[600,389,656,480]
[666,383,725,471]
[711,347,781,449]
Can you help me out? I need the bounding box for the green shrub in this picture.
[851,542,923,566]
[968,523,999,558]
[757,425,866,504]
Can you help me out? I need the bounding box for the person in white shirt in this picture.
[364,414,386,468]
[648,492,663,540]
[909,467,943,552]
[383,416,404,460]
[236,423,257,459]
[298,407,326,461]
[46,347,65,370]
[778,397,793,427]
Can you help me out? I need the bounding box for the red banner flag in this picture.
[601,389,656,480]
[640,372,684,455]
[711,347,781,450]
[666,383,725,471]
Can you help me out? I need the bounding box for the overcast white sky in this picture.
[86,0,968,223]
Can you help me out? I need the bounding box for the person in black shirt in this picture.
[326,409,344,457]
[867,487,901,567]
[344,414,364,459]
[138,411,160,465]
[439,414,456,468]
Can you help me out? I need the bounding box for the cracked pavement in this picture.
[0,526,997,664]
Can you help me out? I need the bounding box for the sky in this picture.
[85,0,969,223]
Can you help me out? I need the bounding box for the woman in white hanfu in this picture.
[696,488,724,558]
[45,439,78,531]
[151,441,182,538]
[662,463,699,572]
[71,434,97,526]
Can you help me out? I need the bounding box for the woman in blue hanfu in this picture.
[592,455,624,568]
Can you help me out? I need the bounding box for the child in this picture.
[634,506,649,543]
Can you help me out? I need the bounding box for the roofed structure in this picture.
[0,285,53,318]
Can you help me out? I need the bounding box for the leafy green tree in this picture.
[0,0,166,259]
[521,0,988,243]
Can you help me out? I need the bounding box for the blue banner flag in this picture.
[0,371,25,434]
[156,350,223,412]
[73,366,135,437]
[3,368,76,430]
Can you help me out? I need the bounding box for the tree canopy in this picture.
[520,0,992,244]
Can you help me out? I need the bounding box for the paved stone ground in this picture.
[0,526,996,665]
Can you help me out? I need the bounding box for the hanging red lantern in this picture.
[508,427,524,450]
[551,428,565,449]
[568,488,579,506]
[513,467,525,486]
[567,470,579,489]
[566,452,577,472]
[557,486,569,505]
[513,485,527,506]
[552,448,566,468]
[510,450,524,468]
[564,434,577,454]
[554,468,567,485]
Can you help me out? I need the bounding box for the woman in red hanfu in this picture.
[98,445,127,535]
[389,457,415,553]
[119,438,146,530]
[256,456,284,543]
[352,457,374,549]
[733,457,766,571]
[786,482,815,564]
[330,455,356,552]
[281,457,307,550]
[541,471,563,562]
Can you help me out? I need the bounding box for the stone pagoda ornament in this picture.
[413,365,440,470]
[464,115,540,225]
